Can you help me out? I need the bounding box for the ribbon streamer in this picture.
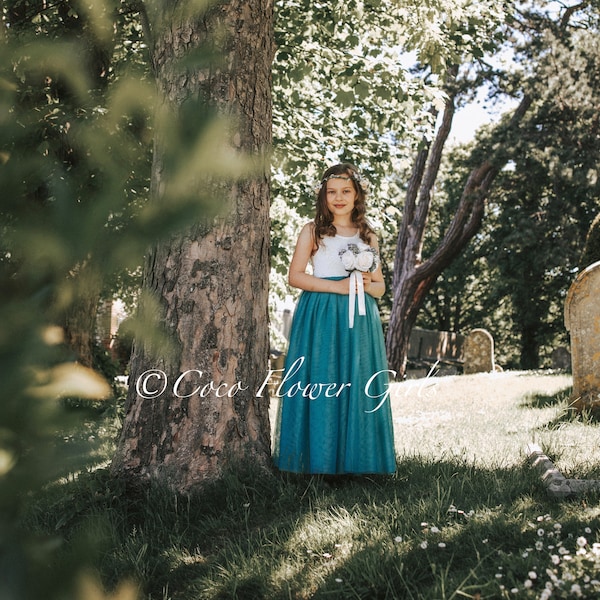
[349,271,367,328]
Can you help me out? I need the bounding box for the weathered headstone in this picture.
[564,260,600,412]
[550,346,571,371]
[463,328,495,374]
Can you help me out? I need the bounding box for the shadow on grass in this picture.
[518,385,572,409]
[541,407,600,431]
[20,451,600,600]
[525,385,600,430]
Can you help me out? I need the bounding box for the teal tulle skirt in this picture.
[273,278,397,474]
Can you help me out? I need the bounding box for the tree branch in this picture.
[123,0,155,62]
[560,1,588,29]
[413,81,457,253]
[418,93,533,281]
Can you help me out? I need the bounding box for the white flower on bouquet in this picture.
[355,249,374,271]
[339,242,379,273]
[340,250,357,271]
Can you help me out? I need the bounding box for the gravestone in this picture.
[407,327,465,364]
[463,328,495,374]
[550,346,571,371]
[564,260,600,412]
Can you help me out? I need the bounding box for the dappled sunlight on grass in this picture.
[22,370,600,599]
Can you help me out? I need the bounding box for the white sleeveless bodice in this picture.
[312,233,361,278]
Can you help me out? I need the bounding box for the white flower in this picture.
[577,536,587,547]
[524,579,533,589]
[340,250,356,271]
[355,250,374,271]
[538,528,545,537]
[570,583,582,597]
[394,536,403,543]
[528,571,537,579]
[420,541,428,549]
[430,526,440,534]
[438,542,446,548]
[551,554,560,565]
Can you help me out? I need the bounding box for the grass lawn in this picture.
[387,370,593,476]
[20,370,600,599]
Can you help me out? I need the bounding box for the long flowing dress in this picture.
[273,231,397,474]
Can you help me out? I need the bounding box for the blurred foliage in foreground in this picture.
[0,0,233,597]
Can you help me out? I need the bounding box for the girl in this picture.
[273,163,396,475]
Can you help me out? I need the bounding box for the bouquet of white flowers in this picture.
[339,243,379,273]
[338,243,379,328]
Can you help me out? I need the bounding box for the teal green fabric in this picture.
[273,277,397,474]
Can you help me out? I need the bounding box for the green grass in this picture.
[19,370,600,599]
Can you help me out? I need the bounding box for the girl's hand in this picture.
[361,272,373,291]
[362,271,385,298]
[335,277,352,295]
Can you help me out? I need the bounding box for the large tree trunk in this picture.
[111,0,274,490]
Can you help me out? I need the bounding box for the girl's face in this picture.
[325,176,357,219]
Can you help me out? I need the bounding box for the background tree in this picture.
[418,14,600,370]
[1,0,152,368]
[111,0,275,490]
[385,0,598,377]
[415,145,496,335]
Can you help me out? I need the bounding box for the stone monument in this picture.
[564,260,600,413]
[463,328,495,374]
[550,346,571,371]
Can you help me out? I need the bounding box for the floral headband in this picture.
[313,172,369,195]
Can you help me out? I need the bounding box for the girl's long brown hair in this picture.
[313,163,373,246]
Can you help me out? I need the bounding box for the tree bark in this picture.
[111,0,275,490]
[63,265,102,368]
